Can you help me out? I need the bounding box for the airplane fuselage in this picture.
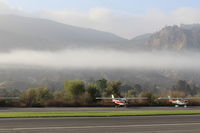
[169,99,188,107]
[112,99,128,106]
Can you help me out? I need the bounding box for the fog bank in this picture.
[0,49,199,70]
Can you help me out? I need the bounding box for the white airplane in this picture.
[158,96,200,108]
[96,94,147,107]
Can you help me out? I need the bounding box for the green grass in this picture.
[0,110,200,118]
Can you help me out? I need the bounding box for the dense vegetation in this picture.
[0,79,200,107]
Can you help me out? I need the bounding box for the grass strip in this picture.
[0,110,200,118]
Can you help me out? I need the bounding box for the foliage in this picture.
[105,81,121,97]
[139,91,157,105]
[64,80,85,104]
[96,78,107,93]
[64,80,85,96]
[87,83,101,103]
[127,89,136,97]
[20,88,52,107]
[2,79,200,107]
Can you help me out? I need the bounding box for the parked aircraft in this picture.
[96,94,146,107]
[158,96,200,108]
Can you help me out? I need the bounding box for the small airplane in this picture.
[158,96,200,108]
[96,94,147,107]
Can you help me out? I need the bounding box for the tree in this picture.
[120,84,134,97]
[20,88,37,107]
[87,83,101,103]
[139,91,157,105]
[105,81,121,97]
[96,78,107,93]
[20,88,52,107]
[64,80,85,102]
[51,90,67,106]
[127,89,136,97]
[35,88,52,104]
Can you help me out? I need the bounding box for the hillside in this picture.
[131,24,200,51]
[1,15,200,52]
[0,15,127,51]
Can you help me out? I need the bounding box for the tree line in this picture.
[0,79,200,107]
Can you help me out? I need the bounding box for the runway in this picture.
[1,106,200,112]
[0,115,200,133]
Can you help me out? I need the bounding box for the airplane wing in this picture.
[158,97,200,100]
[96,97,113,100]
[181,97,200,100]
[96,97,147,100]
[126,97,147,100]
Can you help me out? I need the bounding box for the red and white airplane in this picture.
[158,96,200,108]
[96,94,146,107]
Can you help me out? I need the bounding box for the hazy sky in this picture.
[6,0,200,13]
[1,0,200,38]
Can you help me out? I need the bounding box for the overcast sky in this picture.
[1,0,200,38]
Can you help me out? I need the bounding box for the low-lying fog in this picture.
[0,49,199,70]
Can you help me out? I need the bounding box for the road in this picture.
[1,106,200,112]
[0,115,200,133]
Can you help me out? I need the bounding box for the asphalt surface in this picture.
[0,115,200,133]
[1,106,200,112]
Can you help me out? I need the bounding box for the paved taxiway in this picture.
[1,106,200,112]
[0,115,200,133]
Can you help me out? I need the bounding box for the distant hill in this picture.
[0,14,127,51]
[130,24,200,51]
[1,14,200,52]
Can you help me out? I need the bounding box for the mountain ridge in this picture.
[130,24,200,51]
[1,14,200,52]
[0,14,127,51]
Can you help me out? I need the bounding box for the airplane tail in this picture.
[168,96,173,103]
[111,94,115,99]
[168,96,171,99]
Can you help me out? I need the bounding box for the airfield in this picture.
[0,107,200,133]
[1,106,200,112]
[0,115,200,133]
